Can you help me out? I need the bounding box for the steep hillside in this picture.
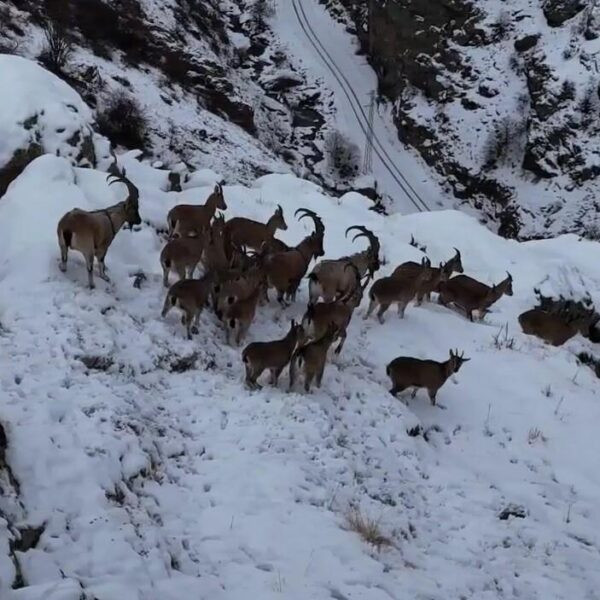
[0,0,341,188]
[1,67,600,598]
[322,0,600,239]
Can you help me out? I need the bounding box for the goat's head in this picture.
[108,169,141,228]
[296,208,325,257]
[273,204,288,231]
[447,248,463,274]
[346,225,381,275]
[210,183,227,210]
[449,349,470,373]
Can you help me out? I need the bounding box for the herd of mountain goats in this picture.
[56,169,600,403]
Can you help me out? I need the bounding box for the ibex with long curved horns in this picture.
[308,225,380,304]
[57,169,141,288]
[263,208,325,305]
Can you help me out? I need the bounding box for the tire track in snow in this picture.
[289,0,430,213]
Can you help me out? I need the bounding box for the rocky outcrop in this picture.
[542,0,585,27]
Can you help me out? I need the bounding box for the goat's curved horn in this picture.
[295,208,323,235]
[453,247,461,256]
[108,170,139,206]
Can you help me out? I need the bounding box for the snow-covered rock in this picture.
[0,54,96,194]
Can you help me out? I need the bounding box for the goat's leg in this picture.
[377,303,390,324]
[316,364,325,388]
[428,388,438,406]
[97,252,111,282]
[162,265,170,288]
[363,299,376,320]
[59,241,68,272]
[334,331,346,355]
[390,384,407,398]
[245,364,262,390]
[184,311,194,340]
[86,254,95,289]
[269,366,284,386]
[304,370,314,393]
[397,301,407,319]
[191,309,201,335]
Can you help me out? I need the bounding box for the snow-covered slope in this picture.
[321,0,600,238]
[1,150,600,598]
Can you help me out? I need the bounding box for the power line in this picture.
[362,90,375,174]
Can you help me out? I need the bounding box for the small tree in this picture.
[96,90,148,150]
[39,20,72,74]
[324,130,361,181]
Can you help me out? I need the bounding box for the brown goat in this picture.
[160,237,205,287]
[438,272,513,321]
[386,349,470,405]
[167,184,226,238]
[308,225,380,303]
[242,320,304,389]
[224,285,262,346]
[392,248,463,304]
[224,205,287,257]
[289,323,339,392]
[57,171,141,289]
[263,208,325,305]
[201,213,228,273]
[519,308,598,346]
[301,266,369,355]
[161,273,214,339]
[364,258,431,323]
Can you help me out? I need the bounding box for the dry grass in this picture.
[345,508,392,551]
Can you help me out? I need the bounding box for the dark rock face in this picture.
[542,0,585,27]
[0,144,43,197]
[514,34,540,52]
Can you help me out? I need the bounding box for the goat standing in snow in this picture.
[386,349,470,406]
[57,170,141,289]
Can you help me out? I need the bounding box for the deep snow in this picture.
[1,149,600,599]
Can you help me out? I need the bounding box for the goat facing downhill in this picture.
[167,184,226,238]
[308,225,380,304]
[387,349,470,406]
[224,204,287,257]
[241,319,304,390]
[438,272,513,321]
[224,284,262,346]
[289,323,339,393]
[57,170,141,289]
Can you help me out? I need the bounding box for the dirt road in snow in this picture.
[274,0,446,213]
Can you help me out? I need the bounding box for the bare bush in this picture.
[39,21,72,74]
[483,116,527,169]
[325,130,361,181]
[345,508,391,550]
[251,0,275,27]
[96,90,148,150]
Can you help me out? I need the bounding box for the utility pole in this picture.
[362,90,376,174]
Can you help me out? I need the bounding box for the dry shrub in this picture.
[345,508,391,550]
